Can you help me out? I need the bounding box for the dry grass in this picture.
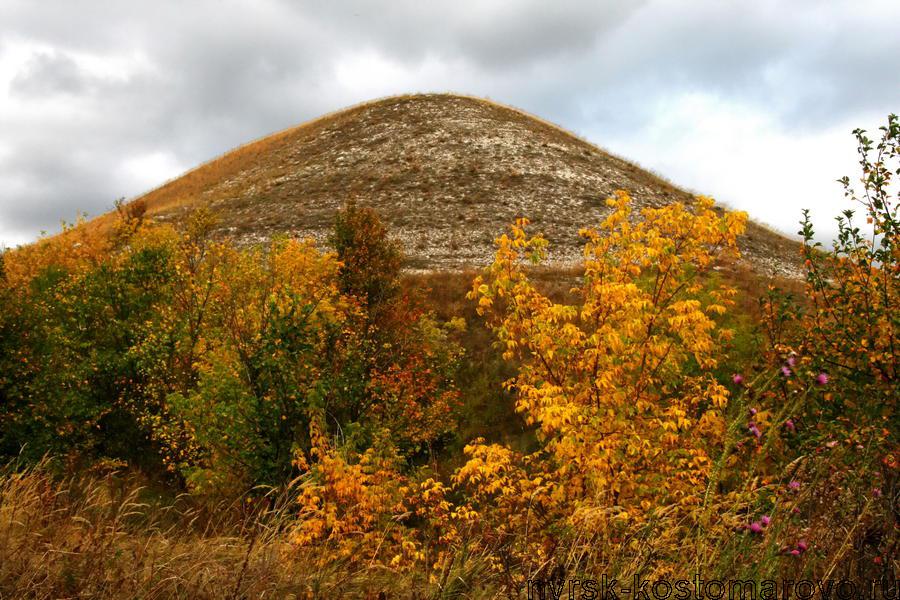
[0,461,428,599]
[3,446,893,600]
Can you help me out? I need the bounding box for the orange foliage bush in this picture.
[459,192,747,578]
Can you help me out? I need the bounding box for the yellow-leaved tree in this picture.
[459,191,747,577]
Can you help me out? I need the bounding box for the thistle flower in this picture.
[760,515,771,527]
[784,419,795,432]
[815,372,829,386]
[797,540,808,552]
[789,549,801,556]
[788,480,800,491]
[732,373,744,385]
[781,366,792,377]
[749,522,763,534]
[749,407,757,416]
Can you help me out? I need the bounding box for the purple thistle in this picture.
[749,407,757,416]
[733,373,745,385]
[781,365,792,377]
[788,480,801,491]
[797,540,808,552]
[789,549,801,556]
[749,522,763,534]
[784,419,796,433]
[760,515,771,527]
[815,372,829,386]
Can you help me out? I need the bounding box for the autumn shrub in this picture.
[0,223,175,465]
[0,205,460,498]
[732,114,900,574]
[456,152,898,586]
[797,114,898,432]
[329,202,462,456]
[331,200,402,317]
[459,192,748,582]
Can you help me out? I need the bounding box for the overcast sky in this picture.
[1,0,898,248]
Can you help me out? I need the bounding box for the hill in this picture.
[112,93,799,276]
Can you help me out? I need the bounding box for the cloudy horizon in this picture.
[1,0,898,248]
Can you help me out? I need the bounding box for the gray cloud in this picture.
[0,0,898,247]
[10,51,87,97]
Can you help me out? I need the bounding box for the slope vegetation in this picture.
[118,93,799,275]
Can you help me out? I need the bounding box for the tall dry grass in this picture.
[0,460,435,599]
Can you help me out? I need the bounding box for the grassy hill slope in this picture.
[102,93,800,276]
